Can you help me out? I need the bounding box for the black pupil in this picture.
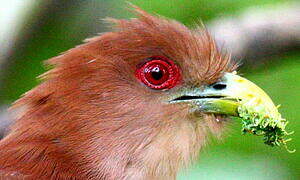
[151,67,163,80]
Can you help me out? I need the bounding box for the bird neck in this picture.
[0,124,180,179]
[0,108,179,179]
[0,121,89,179]
[0,86,209,179]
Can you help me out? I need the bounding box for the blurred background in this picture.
[0,0,299,179]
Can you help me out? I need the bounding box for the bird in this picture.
[0,6,274,180]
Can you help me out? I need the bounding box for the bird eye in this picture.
[135,56,181,90]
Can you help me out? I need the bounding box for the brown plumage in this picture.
[0,7,236,179]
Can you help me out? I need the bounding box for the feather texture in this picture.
[0,6,235,179]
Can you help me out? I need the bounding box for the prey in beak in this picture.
[170,72,294,151]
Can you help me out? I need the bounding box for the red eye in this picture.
[135,56,181,90]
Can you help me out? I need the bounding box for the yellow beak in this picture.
[171,72,279,118]
[202,72,278,117]
[171,72,293,151]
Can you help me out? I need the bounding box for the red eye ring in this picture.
[135,56,181,90]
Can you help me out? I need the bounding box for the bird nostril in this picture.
[212,83,227,90]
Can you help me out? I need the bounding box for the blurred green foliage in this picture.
[0,0,299,179]
[120,0,290,23]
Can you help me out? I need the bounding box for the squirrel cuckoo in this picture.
[0,6,274,180]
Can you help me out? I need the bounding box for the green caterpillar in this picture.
[237,99,295,153]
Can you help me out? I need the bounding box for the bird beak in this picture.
[171,72,277,117]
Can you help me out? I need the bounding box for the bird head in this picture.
[5,6,277,179]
